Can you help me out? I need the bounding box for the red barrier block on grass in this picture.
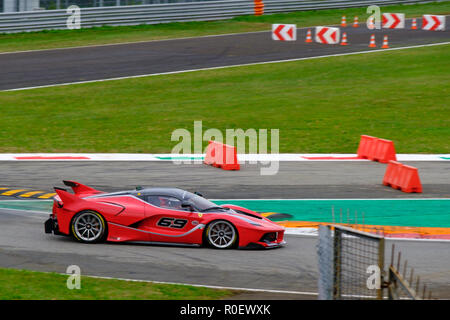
[383,161,422,193]
[357,135,397,163]
[204,141,240,171]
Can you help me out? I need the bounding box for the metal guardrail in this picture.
[0,0,441,33]
[37,0,220,11]
[265,0,440,13]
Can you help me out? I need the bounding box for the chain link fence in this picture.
[318,225,435,300]
[318,225,385,300]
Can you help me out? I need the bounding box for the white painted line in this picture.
[20,271,314,297]
[284,227,450,242]
[0,153,448,161]
[0,199,52,202]
[57,272,440,299]
[16,269,430,300]
[212,198,450,201]
[0,207,50,217]
[382,237,450,243]
[3,41,449,92]
[85,274,320,296]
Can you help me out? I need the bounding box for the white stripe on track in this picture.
[80,274,320,296]
[0,153,448,161]
[0,207,50,217]
[51,272,431,299]
[284,228,450,242]
[212,198,450,200]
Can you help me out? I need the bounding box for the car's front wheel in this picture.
[205,220,238,249]
[71,210,107,243]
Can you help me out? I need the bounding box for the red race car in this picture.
[45,181,286,249]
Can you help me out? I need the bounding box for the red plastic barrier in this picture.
[357,135,397,163]
[357,135,377,159]
[204,141,240,171]
[383,161,422,193]
[372,138,397,163]
[383,160,402,187]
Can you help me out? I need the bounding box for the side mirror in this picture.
[181,201,193,212]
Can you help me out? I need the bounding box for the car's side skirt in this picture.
[124,241,202,248]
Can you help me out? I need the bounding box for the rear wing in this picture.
[54,185,126,217]
[62,180,104,197]
[54,187,83,206]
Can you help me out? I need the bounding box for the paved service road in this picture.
[0,207,449,298]
[0,17,449,90]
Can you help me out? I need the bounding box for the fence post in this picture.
[317,225,334,300]
[333,227,342,299]
[377,237,385,299]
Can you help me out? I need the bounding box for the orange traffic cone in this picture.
[411,18,417,30]
[341,16,347,27]
[340,32,348,45]
[369,34,376,47]
[353,16,359,27]
[305,29,312,43]
[368,16,375,29]
[381,35,389,49]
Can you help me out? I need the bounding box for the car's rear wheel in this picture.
[205,220,237,249]
[71,210,107,243]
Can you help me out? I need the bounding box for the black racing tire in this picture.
[204,220,238,249]
[71,210,107,244]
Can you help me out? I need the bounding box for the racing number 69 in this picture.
[157,217,188,229]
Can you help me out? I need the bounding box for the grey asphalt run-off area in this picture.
[0,17,449,90]
[0,160,449,298]
[0,161,449,199]
[0,207,449,299]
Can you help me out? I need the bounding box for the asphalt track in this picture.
[0,161,449,199]
[0,17,449,91]
[0,207,449,298]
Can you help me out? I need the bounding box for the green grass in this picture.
[0,268,235,300]
[0,1,449,53]
[1,44,449,153]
